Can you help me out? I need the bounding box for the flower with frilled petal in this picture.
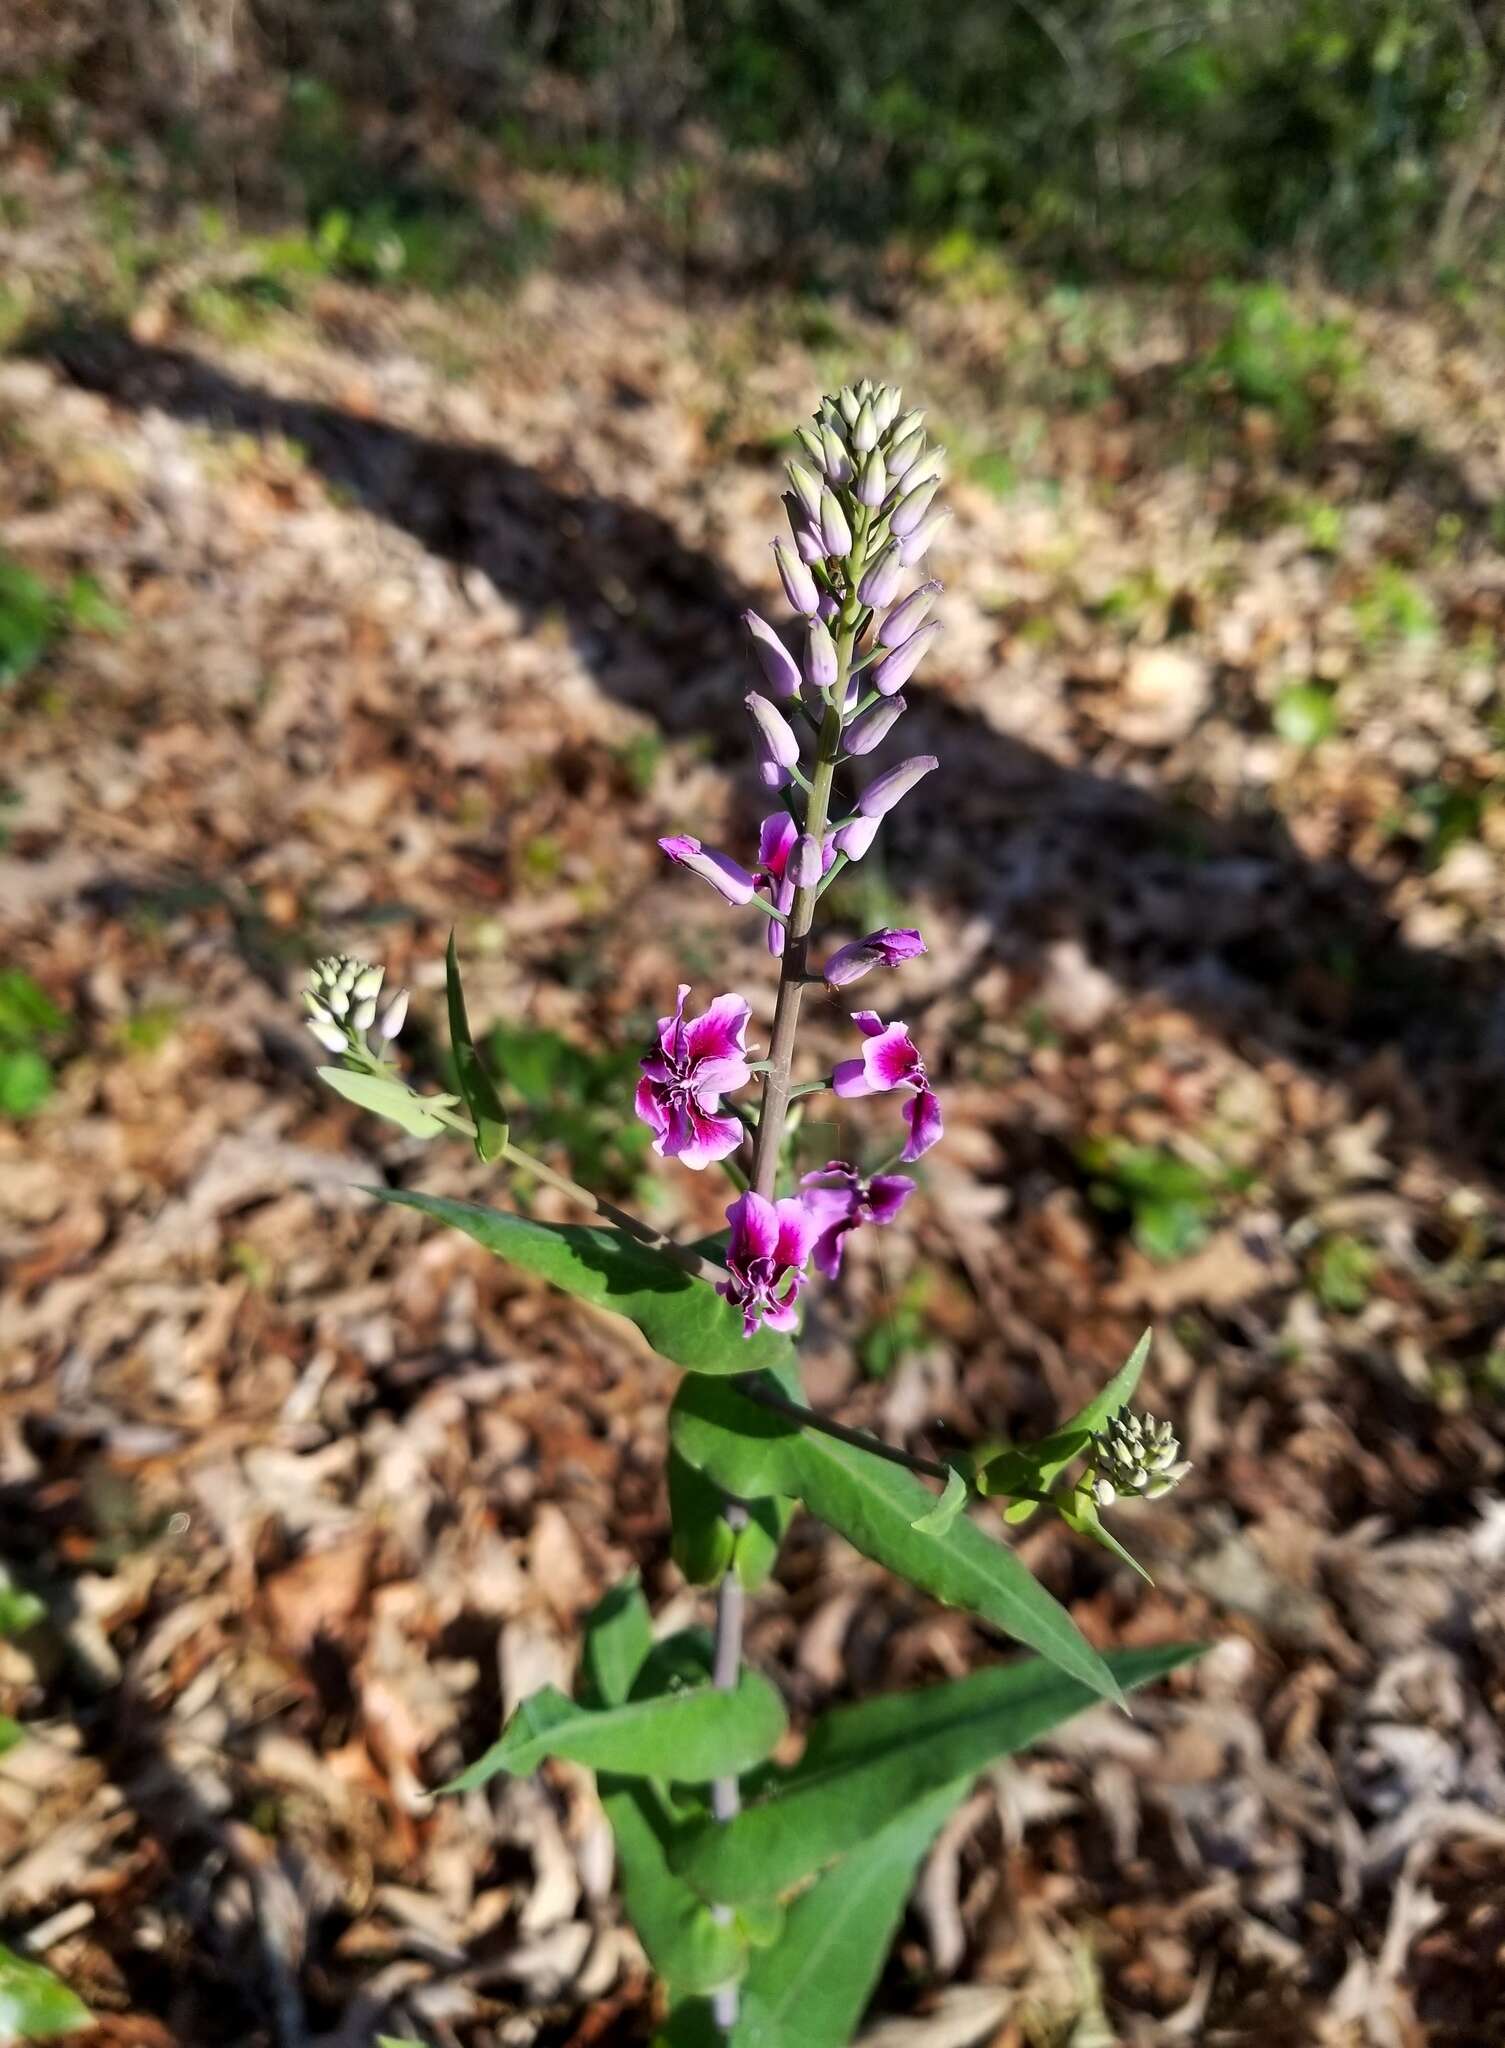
[635,985,752,1169]
[718,1190,819,1336]
[659,835,757,905]
[821,927,927,988]
[799,1160,916,1279]
[832,1010,943,1161]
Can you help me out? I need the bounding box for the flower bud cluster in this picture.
[1088,1411,1191,1507]
[303,954,408,1057]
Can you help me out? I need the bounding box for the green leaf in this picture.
[446,1668,787,1792]
[0,1945,90,2038]
[669,1448,737,1585]
[670,1368,805,1498]
[374,1191,794,1376]
[674,1645,1200,1905]
[0,1049,53,1118]
[0,970,66,1043]
[0,1716,24,1756]
[787,1429,1119,1706]
[0,557,59,687]
[606,1778,747,1996]
[733,1496,794,1592]
[671,1369,1117,1704]
[910,1465,968,1537]
[318,1067,453,1138]
[581,1575,654,1709]
[1057,1489,1152,1584]
[445,933,508,1162]
[730,1783,968,2047]
[984,1330,1150,1523]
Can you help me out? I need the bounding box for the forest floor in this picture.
[4,130,1505,2048]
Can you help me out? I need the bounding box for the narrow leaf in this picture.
[605,1778,746,1996]
[668,1448,737,1586]
[674,1644,1200,1904]
[447,1669,786,1792]
[372,1191,794,1376]
[1058,1492,1153,1584]
[787,1429,1120,1705]
[445,933,509,1161]
[987,1328,1152,1523]
[910,1465,968,1536]
[318,1067,451,1138]
[730,1783,967,2047]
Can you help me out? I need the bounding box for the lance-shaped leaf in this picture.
[668,1447,737,1585]
[319,1067,454,1137]
[730,1782,969,2047]
[580,1575,654,1710]
[671,1369,1117,1703]
[447,1667,787,1793]
[979,1328,1151,1522]
[371,1192,794,1376]
[673,1644,1199,1905]
[445,933,509,1162]
[1058,1485,1152,1584]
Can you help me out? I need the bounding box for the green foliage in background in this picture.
[0,969,69,1118]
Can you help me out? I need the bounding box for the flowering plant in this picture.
[300,382,1197,2046]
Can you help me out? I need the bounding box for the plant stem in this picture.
[733,1374,954,1483]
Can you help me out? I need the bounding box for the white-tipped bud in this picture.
[353,964,384,1000]
[353,997,378,1031]
[1090,1410,1190,1507]
[378,990,409,1040]
[852,400,878,454]
[873,385,901,433]
[308,1018,348,1054]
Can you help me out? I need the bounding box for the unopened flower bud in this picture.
[352,996,378,1031]
[891,475,941,539]
[886,426,926,484]
[819,487,852,559]
[1089,1410,1191,1507]
[793,522,826,566]
[353,964,384,1000]
[873,385,901,433]
[789,832,824,887]
[898,508,950,566]
[856,447,887,508]
[744,610,802,699]
[857,542,905,609]
[881,580,941,647]
[890,408,924,447]
[832,814,881,860]
[746,693,801,779]
[795,424,825,470]
[819,423,852,485]
[822,927,927,986]
[844,694,906,754]
[857,754,938,819]
[872,619,941,696]
[773,538,820,616]
[804,616,838,692]
[308,1018,348,1054]
[837,385,861,427]
[852,400,878,453]
[787,460,823,523]
[378,990,409,1040]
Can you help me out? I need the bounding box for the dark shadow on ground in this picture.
[29,320,1505,1188]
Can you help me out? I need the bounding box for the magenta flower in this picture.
[718,1190,819,1336]
[799,1160,916,1279]
[659,834,757,906]
[822,927,927,988]
[756,812,834,956]
[635,985,753,1169]
[832,1010,944,1161]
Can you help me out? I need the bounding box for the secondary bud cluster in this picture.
[303,954,408,1057]
[1088,1411,1191,1507]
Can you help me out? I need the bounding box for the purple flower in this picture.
[744,611,802,699]
[635,985,753,1170]
[844,694,906,755]
[832,1010,944,1161]
[857,754,938,819]
[659,834,757,905]
[718,1190,819,1336]
[799,1159,916,1279]
[790,832,824,887]
[832,814,880,860]
[822,927,927,988]
[871,621,941,697]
